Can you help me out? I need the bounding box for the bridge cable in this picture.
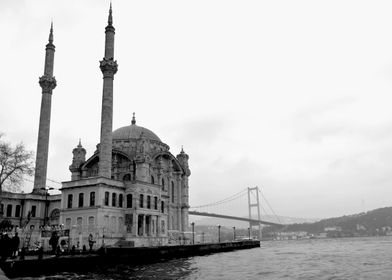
[259,188,282,224]
[190,188,247,209]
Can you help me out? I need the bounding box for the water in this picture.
[15,236,392,280]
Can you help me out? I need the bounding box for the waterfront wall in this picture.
[1,240,260,278]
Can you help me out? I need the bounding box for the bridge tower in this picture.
[248,186,262,240]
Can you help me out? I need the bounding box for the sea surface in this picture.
[15,236,392,280]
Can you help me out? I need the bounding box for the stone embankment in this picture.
[1,240,260,278]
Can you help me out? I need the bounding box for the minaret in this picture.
[99,4,118,178]
[33,23,57,192]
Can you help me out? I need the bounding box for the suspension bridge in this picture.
[189,186,283,239]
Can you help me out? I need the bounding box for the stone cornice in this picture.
[61,177,124,190]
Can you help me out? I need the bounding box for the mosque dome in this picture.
[112,114,162,142]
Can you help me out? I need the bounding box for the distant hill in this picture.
[265,207,392,235]
[190,214,320,228]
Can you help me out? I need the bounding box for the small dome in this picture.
[112,124,161,142]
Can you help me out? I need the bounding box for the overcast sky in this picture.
[1,0,392,219]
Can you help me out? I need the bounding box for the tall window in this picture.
[6,205,12,217]
[151,175,155,184]
[0,204,3,215]
[162,178,165,189]
[90,192,95,206]
[112,193,117,207]
[161,201,164,213]
[78,193,84,207]
[127,194,133,208]
[154,197,158,210]
[171,182,175,203]
[104,192,109,206]
[67,194,73,208]
[119,194,123,208]
[139,194,144,208]
[31,205,36,217]
[147,195,151,209]
[15,205,20,218]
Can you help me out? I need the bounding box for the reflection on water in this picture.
[14,236,392,280]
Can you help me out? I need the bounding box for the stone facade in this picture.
[60,119,190,247]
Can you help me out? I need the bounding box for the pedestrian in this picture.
[88,233,95,252]
[11,232,20,258]
[49,231,59,254]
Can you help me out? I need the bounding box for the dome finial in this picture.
[78,138,82,147]
[181,145,185,153]
[131,112,136,125]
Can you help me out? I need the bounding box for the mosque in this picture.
[0,5,190,248]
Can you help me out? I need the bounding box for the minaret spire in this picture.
[108,2,113,26]
[99,4,118,178]
[49,21,53,44]
[33,23,57,192]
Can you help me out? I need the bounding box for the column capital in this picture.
[100,58,118,77]
[39,75,57,93]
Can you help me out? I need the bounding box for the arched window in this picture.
[147,195,151,209]
[161,201,164,213]
[119,194,123,208]
[139,194,144,208]
[104,192,109,206]
[65,218,72,229]
[127,194,133,208]
[77,217,83,232]
[123,174,131,181]
[151,175,155,184]
[78,193,84,207]
[171,182,175,203]
[90,192,95,206]
[154,197,158,210]
[162,178,165,188]
[112,193,117,207]
[67,194,73,208]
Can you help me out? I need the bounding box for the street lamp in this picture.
[191,222,195,245]
[218,224,221,243]
[40,187,54,226]
[248,227,251,240]
[233,226,236,241]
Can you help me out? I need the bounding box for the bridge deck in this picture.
[189,211,282,227]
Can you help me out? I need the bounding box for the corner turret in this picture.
[69,140,86,180]
[176,146,190,176]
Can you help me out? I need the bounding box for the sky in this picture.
[1,0,392,219]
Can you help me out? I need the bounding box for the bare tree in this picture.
[0,133,34,196]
